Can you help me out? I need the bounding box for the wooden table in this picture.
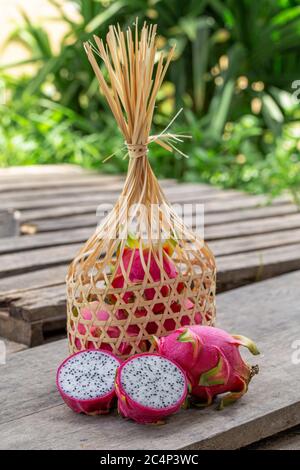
[1,165,300,449]
[0,165,300,347]
[1,270,299,450]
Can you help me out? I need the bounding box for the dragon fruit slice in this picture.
[115,353,188,424]
[155,325,259,409]
[56,349,121,415]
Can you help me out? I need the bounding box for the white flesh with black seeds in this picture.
[120,356,186,409]
[58,351,119,400]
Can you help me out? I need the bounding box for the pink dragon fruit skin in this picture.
[114,248,178,284]
[155,325,259,409]
[81,303,109,321]
[56,349,121,415]
[144,285,169,314]
[115,308,129,320]
[75,304,111,350]
[110,248,179,347]
[115,353,188,424]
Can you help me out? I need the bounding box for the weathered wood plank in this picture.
[1,184,243,212]
[0,228,92,255]
[0,164,88,178]
[211,228,300,256]
[206,212,300,240]
[217,242,300,290]
[0,244,82,278]
[250,426,300,450]
[19,196,291,232]
[0,271,299,449]
[0,266,67,295]
[13,192,117,216]
[0,170,116,184]
[0,180,208,205]
[21,209,97,228]
[0,174,124,193]
[0,310,45,346]
[0,182,126,211]
[206,202,299,225]
[1,284,67,322]
[0,285,67,345]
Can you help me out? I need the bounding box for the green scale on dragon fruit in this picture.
[56,350,121,415]
[154,325,260,409]
[115,353,188,424]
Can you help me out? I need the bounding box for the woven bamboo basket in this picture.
[66,22,216,358]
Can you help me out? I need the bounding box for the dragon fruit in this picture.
[56,349,121,415]
[113,247,177,287]
[110,247,178,332]
[73,303,111,350]
[154,325,259,409]
[81,303,109,321]
[144,284,170,314]
[115,353,188,424]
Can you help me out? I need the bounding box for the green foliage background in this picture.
[1,0,300,201]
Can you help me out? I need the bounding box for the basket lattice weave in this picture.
[66,22,216,358]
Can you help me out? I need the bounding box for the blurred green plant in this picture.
[0,0,300,204]
[3,0,300,130]
[0,88,123,170]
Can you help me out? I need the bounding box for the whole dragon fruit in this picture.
[115,353,188,424]
[56,349,121,415]
[154,325,259,409]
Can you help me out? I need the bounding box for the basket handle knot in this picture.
[126,143,148,159]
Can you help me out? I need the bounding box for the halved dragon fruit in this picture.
[115,353,187,424]
[155,325,260,409]
[56,349,121,415]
